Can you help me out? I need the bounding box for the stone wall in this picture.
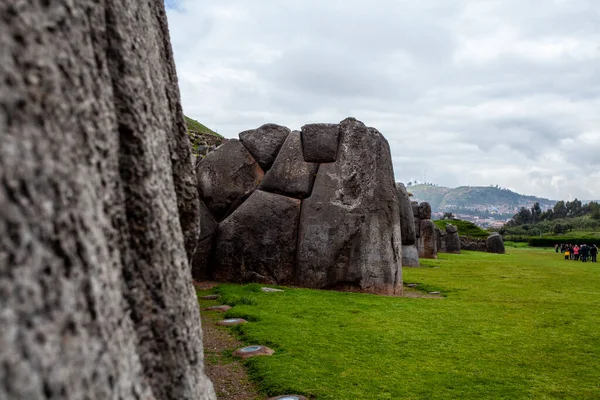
[194,118,403,295]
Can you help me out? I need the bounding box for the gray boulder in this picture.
[402,245,420,267]
[486,233,506,254]
[296,118,402,295]
[239,124,290,171]
[434,227,444,253]
[259,131,318,199]
[0,0,215,398]
[213,190,301,285]
[301,123,340,163]
[412,201,421,238]
[444,232,462,254]
[446,224,458,234]
[396,183,417,246]
[418,220,438,259]
[191,200,219,280]
[196,140,264,221]
[418,202,432,220]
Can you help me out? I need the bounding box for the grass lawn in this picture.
[198,248,600,399]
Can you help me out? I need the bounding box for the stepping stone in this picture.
[232,345,274,359]
[216,318,248,326]
[200,294,219,300]
[261,287,284,292]
[204,305,231,312]
[268,396,308,400]
[406,283,418,288]
[429,291,441,295]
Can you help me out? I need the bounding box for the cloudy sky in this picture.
[165,0,600,200]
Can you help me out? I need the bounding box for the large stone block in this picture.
[259,131,318,199]
[297,118,402,294]
[191,200,219,280]
[196,140,264,222]
[402,245,420,267]
[486,234,506,254]
[301,123,340,163]
[239,124,290,171]
[444,232,461,254]
[0,0,215,398]
[418,202,432,220]
[418,220,438,259]
[213,190,301,285]
[397,183,417,246]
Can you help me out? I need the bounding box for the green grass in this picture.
[434,219,490,238]
[184,115,223,138]
[198,249,600,399]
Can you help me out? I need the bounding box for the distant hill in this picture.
[406,183,556,223]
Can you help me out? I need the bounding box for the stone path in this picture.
[200,301,263,399]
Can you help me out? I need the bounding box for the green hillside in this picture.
[184,115,222,137]
[184,115,224,157]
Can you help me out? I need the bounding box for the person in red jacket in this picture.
[573,245,580,261]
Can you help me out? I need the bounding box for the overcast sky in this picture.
[165,0,600,200]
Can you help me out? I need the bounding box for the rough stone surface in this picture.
[0,1,214,399]
[434,227,444,253]
[418,202,432,220]
[402,245,420,267]
[259,131,318,199]
[239,124,290,171]
[412,202,421,238]
[446,224,458,234]
[213,190,301,285]
[297,119,402,294]
[486,234,506,254]
[419,220,438,259]
[196,140,264,222]
[397,183,417,246]
[192,200,219,280]
[301,123,340,163]
[444,232,462,254]
[460,237,487,252]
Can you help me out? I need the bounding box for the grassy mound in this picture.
[433,219,489,238]
[198,249,600,399]
[184,115,222,137]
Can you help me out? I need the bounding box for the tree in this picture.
[553,201,568,219]
[553,223,566,234]
[1,1,215,399]
[531,202,542,223]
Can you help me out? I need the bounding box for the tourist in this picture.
[580,244,589,262]
[573,245,580,261]
[564,248,570,260]
[555,243,559,253]
[591,245,598,263]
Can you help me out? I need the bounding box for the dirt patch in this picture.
[201,307,263,399]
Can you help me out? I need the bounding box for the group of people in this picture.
[556,243,598,262]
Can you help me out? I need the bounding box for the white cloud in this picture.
[166,0,600,200]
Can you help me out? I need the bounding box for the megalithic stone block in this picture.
[300,123,340,163]
[213,190,301,285]
[397,183,417,246]
[296,118,402,295]
[196,139,264,222]
[259,131,318,199]
[239,124,290,171]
